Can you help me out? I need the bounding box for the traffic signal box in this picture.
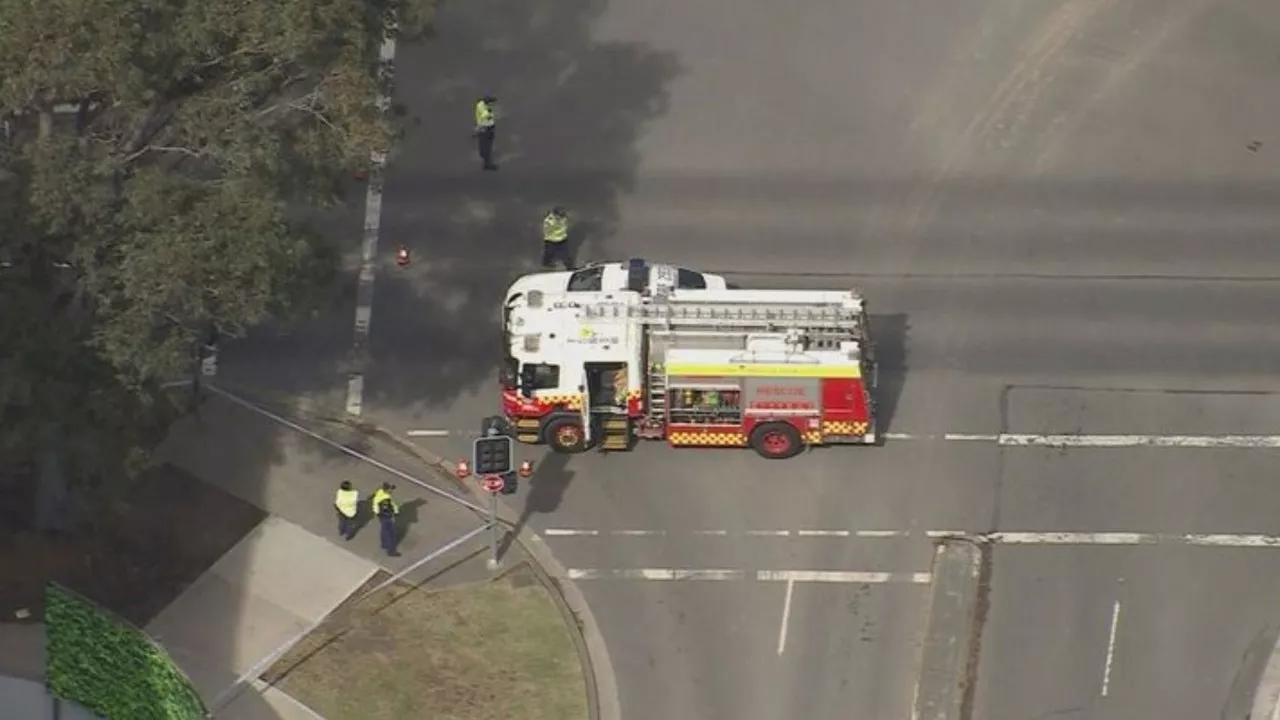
[473,436,513,476]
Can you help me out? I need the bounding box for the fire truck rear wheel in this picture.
[749,422,803,460]
[545,417,587,454]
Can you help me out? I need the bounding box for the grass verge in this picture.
[263,562,589,720]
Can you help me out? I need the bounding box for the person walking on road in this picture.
[334,481,360,541]
[376,494,401,557]
[541,206,573,269]
[474,95,498,170]
[370,481,395,514]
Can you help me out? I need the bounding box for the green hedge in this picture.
[45,583,209,720]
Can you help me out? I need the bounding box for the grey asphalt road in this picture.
[973,545,1280,720]
[218,0,1280,716]
[548,531,934,720]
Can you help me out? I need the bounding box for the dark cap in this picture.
[382,482,396,491]
[340,480,353,490]
[480,95,497,103]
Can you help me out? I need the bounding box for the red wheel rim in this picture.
[762,430,791,454]
[556,426,581,446]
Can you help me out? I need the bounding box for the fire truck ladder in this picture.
[580,299,863,336]
[635,363,668,439]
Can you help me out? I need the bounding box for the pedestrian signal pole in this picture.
[474,427,512,570]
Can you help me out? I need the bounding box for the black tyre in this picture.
[749,422,803,459]
[545,416,588,454]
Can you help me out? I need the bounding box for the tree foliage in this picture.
[0,0,436,521]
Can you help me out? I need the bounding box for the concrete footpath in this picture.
[152,389,501,718]
[146,517,376,718]
[206,382,619,720]
[0,387,604,720]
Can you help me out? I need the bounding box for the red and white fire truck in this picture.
[501,286,878,459]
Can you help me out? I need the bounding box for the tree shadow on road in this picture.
[365,0,682,413]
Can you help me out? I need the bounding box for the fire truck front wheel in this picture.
[545,416,588,454]
[749,422,803,460]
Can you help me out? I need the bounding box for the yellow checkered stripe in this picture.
[667,430,747,447]
[535,393,583,410]
[822,420,869,436]
[803,431,822,444]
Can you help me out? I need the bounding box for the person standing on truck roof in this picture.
[541,206,573,270]
[474,95,498,170]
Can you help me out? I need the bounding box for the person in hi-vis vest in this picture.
[474,95,498,170]
[541,206,572,269]
[334,481,359,540]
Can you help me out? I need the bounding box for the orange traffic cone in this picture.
[455,459,470,478]
[395,246,410,267]
[518,460,533,478]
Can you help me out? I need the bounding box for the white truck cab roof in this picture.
[503,258,728,309]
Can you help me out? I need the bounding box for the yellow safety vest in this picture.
[334,488,359,517]
[371,489,399,515]
[543,213,569,242]
[475,101,495,129]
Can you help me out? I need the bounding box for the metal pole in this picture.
[487,490,501,570]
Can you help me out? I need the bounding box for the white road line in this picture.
[544,529,1280,548]
[343,31,396,418]
[945,433,999,442]
[400,430,1280,448]
[997,434,1280,448]
[989,532,1280,547]
[567,569,743,581]
[757,570,933,583]
[1101,600,1121,697]
[565,569,932,583]
[856,530,910,538]
[883,432,922,440]
[1185,534,1280,548]
[777,578,795,656]
[991,532,1155,545]
[344,375,365,416]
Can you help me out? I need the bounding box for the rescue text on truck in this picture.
[499,287,878,459]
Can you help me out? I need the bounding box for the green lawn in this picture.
[267,563,589,720]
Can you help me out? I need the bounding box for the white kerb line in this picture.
[344,31,397,418]
[777,578,795,656]
[1101,599,1121,697]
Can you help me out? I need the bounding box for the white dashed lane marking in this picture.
[542,528,1280,547]
[343,33,397,418]
[409,429,1280,448]
[564,569,932,583]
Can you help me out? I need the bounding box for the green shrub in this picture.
[45,583,208,720]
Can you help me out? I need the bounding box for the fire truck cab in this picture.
[501,287,877,459]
